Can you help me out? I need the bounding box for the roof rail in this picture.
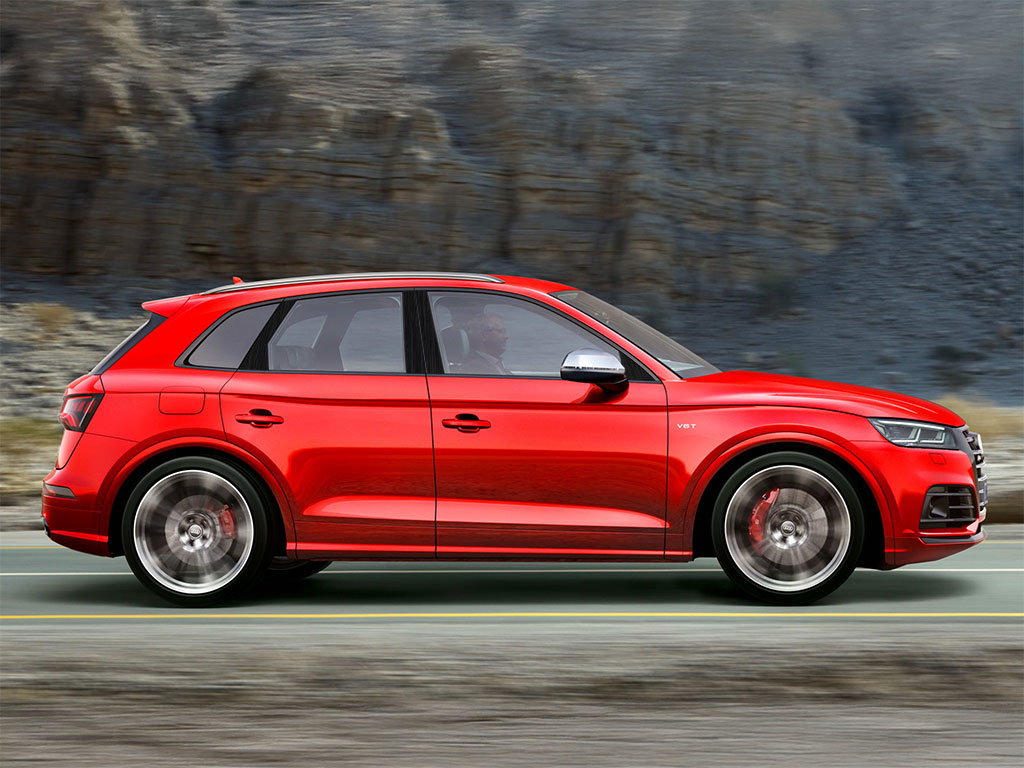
[202,272,504,295]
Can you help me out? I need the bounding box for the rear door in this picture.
[220,290,435,559]
[424,290,669,558]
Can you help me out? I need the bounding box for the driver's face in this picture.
[478,316,508,357]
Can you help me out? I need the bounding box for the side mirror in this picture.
[560,348,629,393]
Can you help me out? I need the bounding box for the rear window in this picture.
[90,314,164,374]
[187,304,277,369]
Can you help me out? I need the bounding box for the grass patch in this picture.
[24,303,76,337]
[0,418,63,454]
[936,396,1024,440]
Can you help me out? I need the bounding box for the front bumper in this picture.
[845,438,986,567]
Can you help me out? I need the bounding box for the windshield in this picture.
[552,290,719,378]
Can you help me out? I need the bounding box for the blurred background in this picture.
[1,3,1022,765]
[2,0,1021,525]
[0,0,1019,514]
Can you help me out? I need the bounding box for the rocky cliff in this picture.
[2,0,1022,526]
[3,0,1020,310]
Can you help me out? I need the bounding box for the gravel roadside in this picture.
[1,624,1020,767]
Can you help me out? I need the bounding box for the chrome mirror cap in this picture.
[560,348,629,392]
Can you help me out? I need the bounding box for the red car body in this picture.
[42,273,986,604]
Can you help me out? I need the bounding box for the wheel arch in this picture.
[687,439,887,568]
[105,442,292,558]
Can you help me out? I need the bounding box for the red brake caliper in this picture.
[217,504,237,539]
[749,488,779,552]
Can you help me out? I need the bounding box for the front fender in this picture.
[670,423,893,558]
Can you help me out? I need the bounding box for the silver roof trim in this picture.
[203,272,504,295]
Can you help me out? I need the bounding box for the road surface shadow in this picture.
[26,567,979,610]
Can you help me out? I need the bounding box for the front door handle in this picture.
[236,409,284,428]
[442,414,491,433]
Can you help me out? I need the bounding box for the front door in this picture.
[425,291,668,558]
[222,290,435,558]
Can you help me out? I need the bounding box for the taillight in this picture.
[60,394,103,432]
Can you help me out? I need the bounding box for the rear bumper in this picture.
[41,431,136,558]
[41,490,112,557]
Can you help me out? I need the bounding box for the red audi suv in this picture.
[43,272,987,606]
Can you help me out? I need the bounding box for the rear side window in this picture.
[187,304,277,369]
[91,314,164,374]
[268,293,405,373]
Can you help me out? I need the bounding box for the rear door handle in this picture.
[236,409,284,428]
[441,414,491,433]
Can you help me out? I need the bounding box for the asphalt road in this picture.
[1,528,1022,620]
[2,528,1022,767]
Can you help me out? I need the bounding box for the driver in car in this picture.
[459,312,512,375]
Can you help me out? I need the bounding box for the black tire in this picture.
[262,557,330,587]
[122,456,275,607]
[711,451,864,605]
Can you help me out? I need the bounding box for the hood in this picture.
[668,371,963,425]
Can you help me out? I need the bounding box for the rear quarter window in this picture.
[186,303,277,370]
[90,314,164,374]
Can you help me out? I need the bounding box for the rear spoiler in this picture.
[141,294,192,317]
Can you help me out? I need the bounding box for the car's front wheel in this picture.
[712,452,864,604]
[122,457,273,607]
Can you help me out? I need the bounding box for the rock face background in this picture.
[1,1,1022,521]
[3,0,1020,294]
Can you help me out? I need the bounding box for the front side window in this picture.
[552,290,719,378]
[268,292,405,373]
[428,292,620,378]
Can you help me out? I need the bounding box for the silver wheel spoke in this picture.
[724,465,851,593]
[133,470,254,596]
[804,508,830,551]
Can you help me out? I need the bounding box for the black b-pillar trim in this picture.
[412,290,445,375]
[239,300,292,371]
[402,290,428,375]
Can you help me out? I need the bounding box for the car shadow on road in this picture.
[31,567,979,610]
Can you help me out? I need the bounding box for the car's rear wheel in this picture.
[712,452,864,604]
[263,557,330,586]
[122,457,273,607]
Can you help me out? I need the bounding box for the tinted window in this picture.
[428,292,619,378]
[268,293,405,373]
[552,290,719,378]
[91,313,164,374]
[188,304,276,369]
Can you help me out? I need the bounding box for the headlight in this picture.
[868,418,957,449]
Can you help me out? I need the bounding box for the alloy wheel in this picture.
[723,464,852,593]
[133,469,255,595]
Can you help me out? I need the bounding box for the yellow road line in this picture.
[2,611,1022,621]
